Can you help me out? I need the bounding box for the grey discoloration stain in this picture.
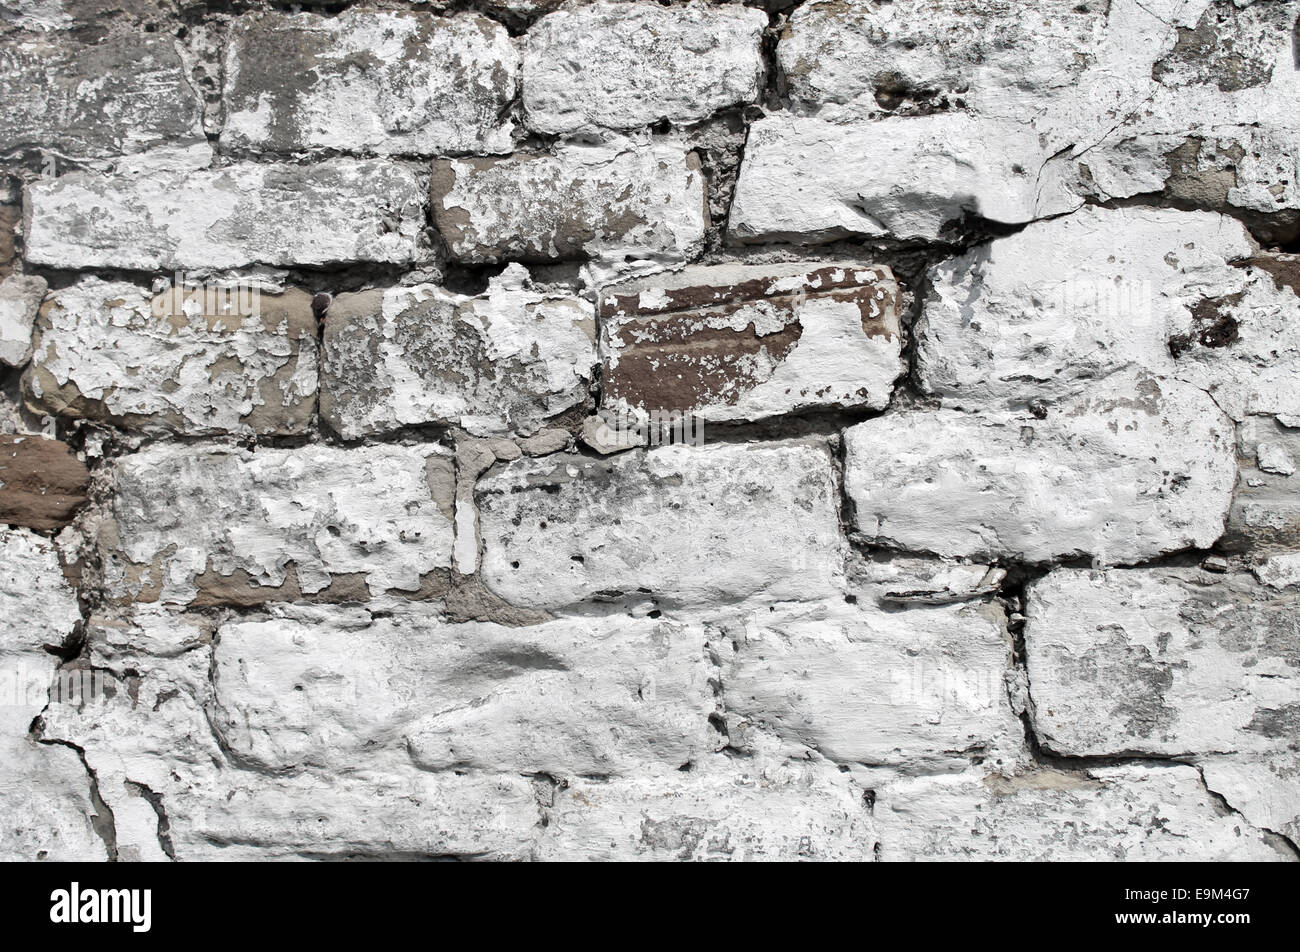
[0,32,203,157]
[1152,3,1277,92]
[1051,627,1181,743]
[322,268,595,439]
[429,142,706,274]
[221,10,517,156]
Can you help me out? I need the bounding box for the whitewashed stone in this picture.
[25,278,317,437]
[915,206,1253,406]
[522,2,765,136]
[538,758,876,861]
[477,440,845,610]
[1224,415,1300,554]
[430,140,707,275]
[1255,552,1300,590]
[222,11,518,156]
[728,113,1051,243]
[210,606,720,776]
[322,264,595,439]
[101,443,456,607]
[1039,1,1300,242]
[42,612,541,860]
[1201,754,1300,845]
[844,371,1238,564]
[0,32,203,157]
[0,529,107,862]
[721,599,1023,770]
[874,765,1289,861]
[24,154,425,271]
[0,274,45,367]
[1258,441,1297,475]
[1024,568,1300,757]
[778,0,1106,123]
[761,1,1300,243]
[599,263,903,422]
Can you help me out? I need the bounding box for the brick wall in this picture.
[1,0,1297,861]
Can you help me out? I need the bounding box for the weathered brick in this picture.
[1025,567,1300,757]
[430,141,706,270]
[844,371,1238,564]
[477,440,845,610]
[209,606,720,775]
[537,758,876,861]
[522,1,765,135]
[722,599,1023,770]
[222,11,517,157]
[101,443,456,607]
[0,434,89,531]
[322,265,595,440]
[874,765,1289,861]
[0,32,203,157]
[0,274,45,367]
[599,263,902,422]
[24,154,425,271]
[25,279,318,437]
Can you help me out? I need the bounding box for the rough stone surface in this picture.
[322,265,595,439]
[1201,753,1300,845]
[844,372,1238,564]
[1025,568,1300,757]
[874,765,1290,861]
[430,140,707,275]
[538,758,876,861]
[1224,416,1300,555]
[5,0,1299,864]
[729,113,1050,243]
[0,31,203,157]
[477,441,844,610]
[599,263,902,421]
[25,279,318,436]
[767,0,1300,242]
[778,0,1105,123]
[209,606,720,776]
[721,598,1024,771]
[0,274,45,367]
[0,529,107,862]
[522,2,765,136]
[24,154,425,271]
[41,606,543,861]
[0,434,89,531]
[222,11,517,157]
[917,206,1300,423]
[100,444,456,607]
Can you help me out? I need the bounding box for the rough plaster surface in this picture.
[1,0,1297,864]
